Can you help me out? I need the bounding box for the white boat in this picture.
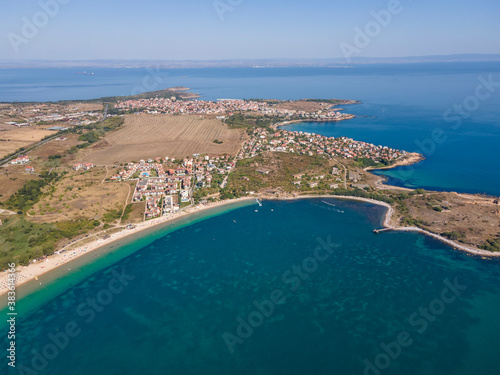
[256,198,262,206]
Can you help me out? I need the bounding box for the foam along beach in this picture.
[0,197,255,299]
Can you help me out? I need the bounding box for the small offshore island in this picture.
[0,88,499,294]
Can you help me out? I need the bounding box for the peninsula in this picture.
[1,90,499,296]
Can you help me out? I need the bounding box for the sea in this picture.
[1,62,499,195]
[1,63,500,374]
[2,198,500,375]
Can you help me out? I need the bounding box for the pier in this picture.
[373,228,393,234]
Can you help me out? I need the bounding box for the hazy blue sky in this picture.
[1,0,499,60]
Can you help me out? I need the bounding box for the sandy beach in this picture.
[272,194,500,258]
[2,193,497,300]
[0,197,255,297]
[273,116,356,130]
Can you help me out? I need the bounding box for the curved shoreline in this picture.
[0,197,255,298]
[2,194,497,300]
[364,152,426,190]
[264,122,494,255]
[275,120,426,192]
[364,152,426,172]
[273,116,356,130]
[269,194,499,258]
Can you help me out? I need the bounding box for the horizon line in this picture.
[2,53,500,63]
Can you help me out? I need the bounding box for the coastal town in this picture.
[115,97,356,122]
[104,122,411,219]
[0,96,356,168]
[239,127,408,162]
[1,94,415,221]
[110,155,235,219]
[2,4,499,373]
[1,93,499,296]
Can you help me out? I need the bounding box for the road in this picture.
[1,103,108,168]
[0,133,64,167]
[338,162,347,189]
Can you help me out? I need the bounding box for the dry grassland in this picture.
[0,127,53,158]
[29,134,81,160]
[404,192,500,247]
[29,167,133,224]
[80,114,247,164]
[0,173,38,203]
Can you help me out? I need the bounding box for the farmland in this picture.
[0,100,105,159]
[0,125,54,158]
[79,114,247,164]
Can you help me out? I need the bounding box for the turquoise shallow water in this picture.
[3,199,500,375]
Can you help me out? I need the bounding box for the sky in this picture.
[1,0,500,61]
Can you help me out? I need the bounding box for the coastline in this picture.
[268,194,500,258]
[364,152,425,191]
[2,193,497,302]
[0,197,255,298]
[273,116,356,130]
[274,120,425,192]
[364,152,426,172]
[4,155,494,301]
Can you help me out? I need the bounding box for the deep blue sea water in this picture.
[283,102,500,195]
[2,199,500,375]
[1,62,499,194]
[1,64,500,374]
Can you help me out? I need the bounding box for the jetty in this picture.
[373,228,393,234]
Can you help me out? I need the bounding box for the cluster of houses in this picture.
[238,128,407,163]
[105,124,402,219]
[110,159,167,181]
[10,155,30,165]
[142,194,181,219]
[115,98,267,115]
[289,168,346,190]
[114,98,354,122]
[259,108,353,121]
[8,155,35,173]
[73,163,95,171]
[111,155,235,219]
